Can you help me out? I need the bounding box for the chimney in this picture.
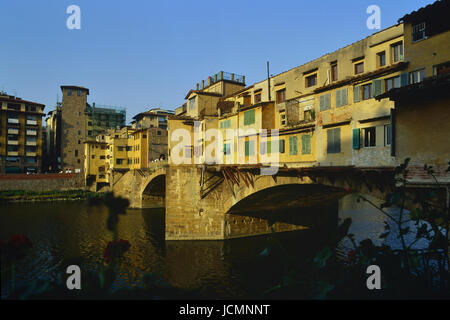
[214,74,218,82]
[208,76,212,86]
[220,71,224,80]
[196,83,199,90]
[231,73,235,81]
[242,76,245,85]
[202,80,205,89]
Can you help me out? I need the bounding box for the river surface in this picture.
[1,194,420,299]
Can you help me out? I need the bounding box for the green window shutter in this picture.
[267,140,272,154]
[336,90,341,107]
[248,141,254,156]
[390,109,395,156]
[353,86,360,102]
[279,139,285,153]
[244,110,255,125]
[302,135,311,154]
[335,128,341,153]
[373,79,383,97]
[400,72,409,87]
[260,142,266,155]
[245,141,249,156]
[325,93,331,109]
[342,88,348,106]
[352,128,360,150]
[293,136,298,155]
[319,95,325,111]
[289,137,293,155]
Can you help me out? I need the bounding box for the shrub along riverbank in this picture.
[0,190,103,203]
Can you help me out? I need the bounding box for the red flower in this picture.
[344,187,352,193]
[104,239,130,264]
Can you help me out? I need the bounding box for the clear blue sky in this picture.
[0,0,435,124]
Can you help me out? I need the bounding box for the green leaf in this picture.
[314,246,332,269]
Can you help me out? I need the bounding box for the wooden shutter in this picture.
[325,93,331,109]
[354,86,360,102]
[400,73,409,87]
[279,139,285,153]
[373,79,383,97]
[336,90,341,107]
[320,95,325,111]
[352,128,360,149]
[293,136,298,155]
[390,109,395,156]
[341,88,348,106]
[245,140,249,156]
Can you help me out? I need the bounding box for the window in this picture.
[143,134,147,139]
[157,130,162,135]
[243,109,255,125]
[77,89,81,96]
[391,42,403,63]
[412,22,426,42]
[327,128,340,154]
[254,92,261,103]
[335,88,348,107]
[319,93,331,111]
[410,69,426,84]
[301,135,311,154]
[223,143,231,155]
[189,97,195,110]
[118,146,124,151]
[220,120,231,129]
[433,61,450,76]
[78,130,81,135]
[88,121,92,126]
[91,155,95,159]
[331,63,338,82]
[280,112,286,126]
[68,89,72,96]
[127,159,132,165]
[377,51,386,67]
[126,146,132,151]
[116,159,123,165]
[244,140,254,156]
[88,130,92,136]
[100,156,105,160]
[304,109,313,121]
[385,76,401,92]
[305,74,317,87]
[289,136,298,155]
[276,89,286,103]
[354,62,364,74]
[75,150,78,156]
[363,127,376,147]
[362,83,373,100]
[384,124,391,146]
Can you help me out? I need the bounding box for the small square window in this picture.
[355,62,364,74]
[305,74,317,87]
[377,51,386,67]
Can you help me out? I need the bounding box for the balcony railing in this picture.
[8,128,19,134]
[8,118,19,124]
[26,120,37,125]
[7,140,19,145]
[26,130,37,136]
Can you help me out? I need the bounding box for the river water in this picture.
[0,194,418,299]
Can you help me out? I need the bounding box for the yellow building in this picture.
[0,92,45,174]
[131,108,173,130]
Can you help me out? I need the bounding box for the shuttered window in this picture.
[245,140,254,156]
[373,79,383,97]
[327,128,341,154]
[335,88,348,107]
[352,129,360,150]
[244,109,255,125]
[289,136,298,155]
[301,135,311,154]
[354,86,360,102]
[320,93,331,111]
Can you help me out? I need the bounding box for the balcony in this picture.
[26,130,37,136]
[26,120,37,125]
[8,128,19,134]
[7,139,19,145]
[8,118,19,124]
[7,151,19,156]
[26,141,37,146]
[26,152,37,157]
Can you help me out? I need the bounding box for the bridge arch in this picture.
[140,168,166,208]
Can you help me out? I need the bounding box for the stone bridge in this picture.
[111,161,168,209]
[163,164,395,240]
[110,160,397,240]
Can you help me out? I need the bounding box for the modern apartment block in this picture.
[0,92,45,173]
[60,85,126,173]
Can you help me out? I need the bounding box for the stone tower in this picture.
[60,85,89,173]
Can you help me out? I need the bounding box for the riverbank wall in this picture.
[0,173,85,192]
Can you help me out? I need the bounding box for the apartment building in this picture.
[131,108,173,130]
[0,92,45,174]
